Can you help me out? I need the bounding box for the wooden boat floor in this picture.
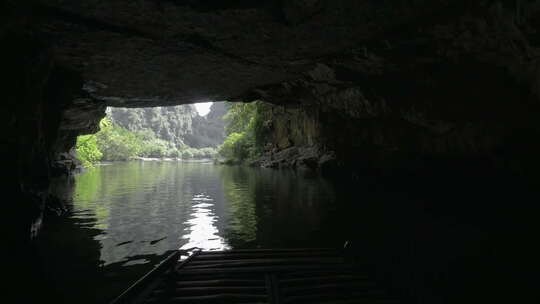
[115,249,402,304]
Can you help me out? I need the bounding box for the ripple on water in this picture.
[179,192,228,251]
[192,197,213,201]
[45,161,342,303]
[192,203,213,208]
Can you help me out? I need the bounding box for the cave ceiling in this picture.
[33,0,498,107]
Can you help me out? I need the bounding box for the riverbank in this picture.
[131,156,215,163]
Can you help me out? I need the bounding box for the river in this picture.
[35,161,539,303]
[36,161,344,303]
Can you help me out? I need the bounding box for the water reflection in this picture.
[69,162,336,266]
[38,161,337,303]
[181,193,229,250]
[220,166,335,248]
[37,161,540,304]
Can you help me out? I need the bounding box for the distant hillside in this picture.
[186,102,228,148]
[107,103,227,149]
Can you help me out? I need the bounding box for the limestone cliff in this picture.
[187,102,228,148]
[107,103,227,148]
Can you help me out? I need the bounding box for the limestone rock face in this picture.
[107,102,227,148]
[188,102,228,148]
[240,1,540,176]
[107,105,198,147]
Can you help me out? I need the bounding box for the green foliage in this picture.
[218,101,270,163]
[75,113,221,165]
[75,134,102,168]
[181,149,193,159]
[219,132,251,162]
[200,147,218,158]
[168,149,180,158]
[224,102,258,135]
[107,104,227,149]
[180,147,217,159]
[95,118,143,161]
[139,138,171,158]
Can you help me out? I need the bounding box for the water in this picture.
[75,161,337,259]
[37,161,340,303]
[36,161,540,303]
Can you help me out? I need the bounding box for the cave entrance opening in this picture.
[75,101,229,165]
[39,98,347,304]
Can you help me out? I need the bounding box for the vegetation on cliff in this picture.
[77,101,271,167]
[75,118,217,167]
[218,101,271,164]
[75,134,103,168]
[75,103,228,167]
[107,103,226,149]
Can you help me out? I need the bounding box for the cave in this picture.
[4,0,540,303]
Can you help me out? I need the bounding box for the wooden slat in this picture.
[282,282,383,294]
[270,274,280,304]
[174,249,202,271]
[114,249,401,304]
[265,274,274,304]
[173,272,266,281]
[188,257,343,264]
[152,286,267,296]
[183,258,344,269]
[109,250,181,304]
[283,291,392,304]
[192,251,339,260]
[175,279,265,287]
[148,293,268,303]
[176,265,363,275]
[279,268,365,277]
[198,248,336,254]
[280,274,371,285]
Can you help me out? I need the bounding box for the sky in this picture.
[194,102,213,116]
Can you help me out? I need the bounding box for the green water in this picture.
[36,161,540,303]
[37,161,343,303]
[73,161,337,263]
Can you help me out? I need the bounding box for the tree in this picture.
[181,149,194,159]
[223,102,257,135]
[218,101,270,163]
[95,118,143,160]
[76,134,102,168]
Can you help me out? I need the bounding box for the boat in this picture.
[110,247,401,304]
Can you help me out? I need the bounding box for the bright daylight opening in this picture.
[194,102,213,116]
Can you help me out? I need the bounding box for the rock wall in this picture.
[3,34,105,243]
[251,2,540,180]
[183,102,228,148]
[2,6,105,298]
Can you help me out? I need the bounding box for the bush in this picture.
[181,149,193,159]
[218,101,270,163]
[75,134,102,168]
[139,138,169,158]
[218,132,252,162]
[76,117,226,164]
[200,147,217,158]
[168,149,180,158]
